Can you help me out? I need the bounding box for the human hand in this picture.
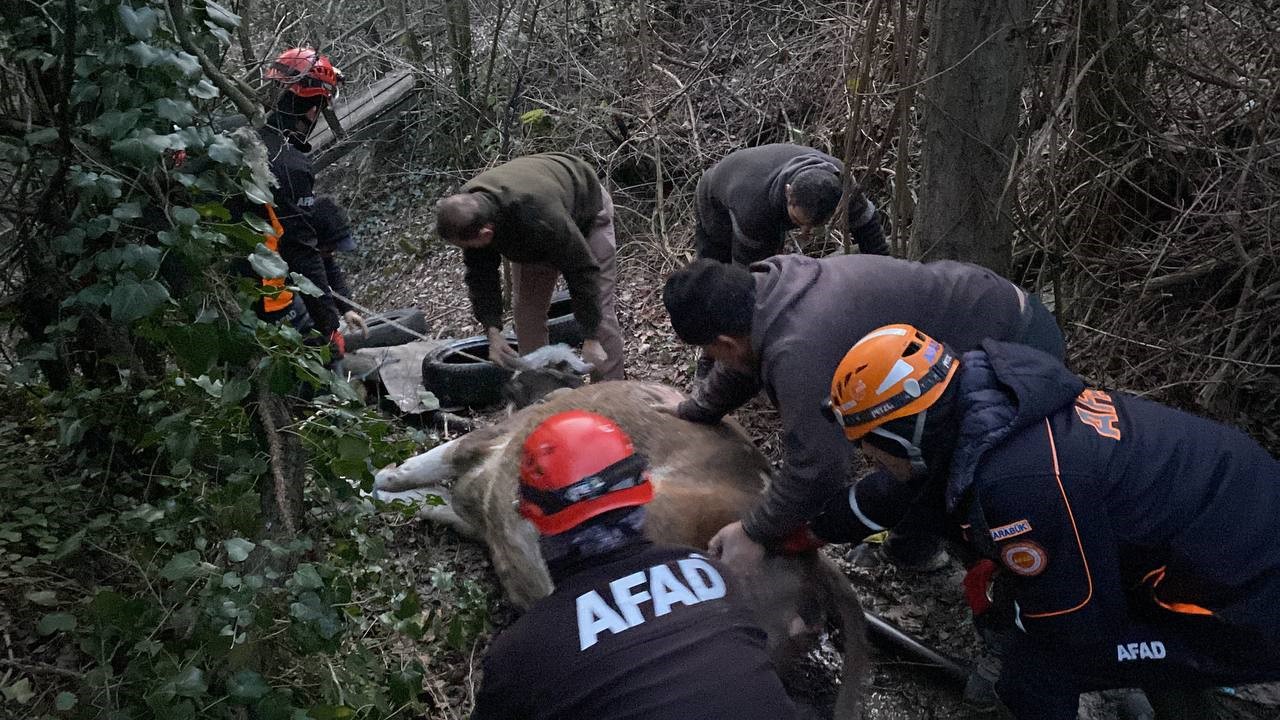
[708,521,766,579]
[342,310,368,338]
[580,338,607,370]
[486,328,519,367]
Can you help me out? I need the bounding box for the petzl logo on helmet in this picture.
[923,340,940,363]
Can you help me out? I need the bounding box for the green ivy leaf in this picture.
[223,537,255,562]
[107,278,170,323]
[205,22,232,46]
[336,435,368,461]
[118,4,159,39]
[387,664,423,705]
[25,127,59,145]
[189,79,219,100]
[194,202,231,221]
[227,670,269,702]
[289,272,323,297]
[121,243,162,274]
[53,528,84,559]
[242,212,274,235]
[169,51,201,78]
[221,377,251,404]
[291,564,324,590]
[37,611,77,635]
[248,245,288,278]
[156,98,196,123]
[86,110,142,139]
[208,136,243,164]
[170,666,208,698]
[113,202,143,220]
[25,590,59,607]
[172,206,200,226]
[55,691,78,711]
[204,0,241,28]
[241,177,273,205]
[1,677,34,705]
[160,550,209,581]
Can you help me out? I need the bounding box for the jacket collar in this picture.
[946,340,1083,510]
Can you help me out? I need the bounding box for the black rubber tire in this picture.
[421,335,517,408]
[345,308,427,352]
[545,289,584,347]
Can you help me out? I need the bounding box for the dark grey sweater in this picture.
[461,153,605,336]
[680,254,1029,543]
[693,143,886,266]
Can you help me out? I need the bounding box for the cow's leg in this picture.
[486,519,553,610]
[816,558,868,720]
[414,487,482,540]
[374,438,460,493]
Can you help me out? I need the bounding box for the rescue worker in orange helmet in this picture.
[471,410,798,720]
[254,47,361,355]
[816,324,1280,719]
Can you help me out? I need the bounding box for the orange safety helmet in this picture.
[824,324,959,453]
[518,410,653,536]
[265,47,342,100]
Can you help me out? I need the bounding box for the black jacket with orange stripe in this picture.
[257,122,339,336]
[948,339,1280,683]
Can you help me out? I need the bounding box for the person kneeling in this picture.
[472,410,798,720]
[814,324,1280,719]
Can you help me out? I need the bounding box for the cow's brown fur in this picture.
[378,380,867,718]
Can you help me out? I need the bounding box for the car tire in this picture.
[345,308,427,352]
[546,289,584,347]
[420,335,517,408]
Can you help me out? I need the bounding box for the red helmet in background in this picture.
[265,47,342,100]
[518,410,653,536]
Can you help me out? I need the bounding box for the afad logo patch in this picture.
[1117,641,1167,662]
[989,519,1032,542]
[1000,540,1048,576]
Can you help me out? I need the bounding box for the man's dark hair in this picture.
[662,259,755,345]
[435,193,496,240]
[789,169,843,223]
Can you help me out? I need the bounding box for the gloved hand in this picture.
[580,338,607,371]
[486,327,519,367]
[342,310,368,338]
[963,559,998,617]
[780,525,827,554]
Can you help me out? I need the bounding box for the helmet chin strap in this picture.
[868,408,930,476]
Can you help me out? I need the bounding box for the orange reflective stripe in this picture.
[1153,597,1215,616]
[1143,565,1215,616]
[260,205,293,312]
[1024,419,1096,619]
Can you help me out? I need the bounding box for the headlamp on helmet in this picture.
[517,410,653,535]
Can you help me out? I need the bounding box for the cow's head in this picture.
[502,344,594,409]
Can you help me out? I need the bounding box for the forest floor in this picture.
[324,140,1280,720]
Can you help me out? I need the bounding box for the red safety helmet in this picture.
[518,410,653,536]
[265,47,342,100]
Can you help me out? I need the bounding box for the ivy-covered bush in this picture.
[0,1,478,717]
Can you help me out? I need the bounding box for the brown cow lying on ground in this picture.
[375,379,868,719]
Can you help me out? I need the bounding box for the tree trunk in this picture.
[911,0,1029,275]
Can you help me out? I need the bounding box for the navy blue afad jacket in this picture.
[950,340,1280,675]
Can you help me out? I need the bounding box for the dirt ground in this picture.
[327,146,1280,720]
